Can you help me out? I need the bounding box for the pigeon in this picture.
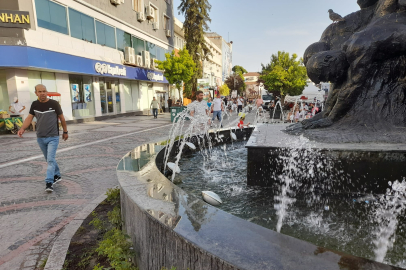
[328,9,345,23]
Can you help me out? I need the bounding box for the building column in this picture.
[93,77,102,117]
[6,69,29,120]
[55,73,73,121]
[119,80,126,113]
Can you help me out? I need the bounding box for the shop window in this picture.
[35,0,68,34]
[96,21,116,49]
[28,71,57,101]
[146,42,156,59]
[116,29,132,52]
[69,75,95,118]
[132,36,145,56]
[69,8,96,43]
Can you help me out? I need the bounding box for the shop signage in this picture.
[95,62,126,76]
[147,72,164,81]
[0,10,31,29]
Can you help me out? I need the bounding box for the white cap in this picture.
[13,96,18,102]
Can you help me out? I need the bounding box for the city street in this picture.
[0,110,256,270]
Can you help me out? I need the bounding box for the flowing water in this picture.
[172,141,406,268]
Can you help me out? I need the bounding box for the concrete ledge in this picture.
[117,129,402,270]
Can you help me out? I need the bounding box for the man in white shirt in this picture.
[211,93,224,128]
[189,91,208,117]
[9,96,25,115]
[237,96,243,113]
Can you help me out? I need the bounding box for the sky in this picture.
[173,0,360,72]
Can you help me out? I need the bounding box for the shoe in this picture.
[53,175,61,184]
[45,183,53,192]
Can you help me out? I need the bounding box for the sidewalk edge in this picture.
[44,192,108,270]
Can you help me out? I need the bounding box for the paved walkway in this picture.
[0,114,174,270]
[0,109,258,270]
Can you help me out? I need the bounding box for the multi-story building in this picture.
[243,72,261,98]
[173,17,185,54]
[0,0,174,120]
[205,32,232,84]
[202,36,222,88]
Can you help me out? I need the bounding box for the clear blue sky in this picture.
[173,0,360,72]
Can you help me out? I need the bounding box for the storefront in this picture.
[0,46,169,121]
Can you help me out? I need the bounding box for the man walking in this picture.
[17,84,68,192]
[167,96,173,109]
[150,97,160,119]
[237,96,243,113]
[212,93,224,127]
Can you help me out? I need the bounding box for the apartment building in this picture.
[205,32,232,83]
[0,0,174,120]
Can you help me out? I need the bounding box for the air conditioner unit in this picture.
[110,0,120,5]
[142,50,151,68]
[152,22,159,30]
[165,29,171,37]
[124,47,136,64]
[151,58,158,69]
[147,6,155,20]
[136,55,143,66]
[137,12,146,22]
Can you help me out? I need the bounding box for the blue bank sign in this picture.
[0,46,168,83]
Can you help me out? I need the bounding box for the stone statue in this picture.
[287,0,406,142]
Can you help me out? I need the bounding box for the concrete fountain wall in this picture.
[117,127,403,270]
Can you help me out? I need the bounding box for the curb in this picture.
[44,192,108,270]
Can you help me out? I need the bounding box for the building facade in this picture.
[243,72,260,98]
[0,0,174,121]
[202,36,222,88]
[205,32,232,83]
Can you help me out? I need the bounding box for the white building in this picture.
[0,0,175,121]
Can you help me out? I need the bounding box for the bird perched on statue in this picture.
[328,9,345,23]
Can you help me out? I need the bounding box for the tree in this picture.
[225,73,246,95]
[178,0,212,99]
[260,51,307,96]
[219,84,230,96]
[232,65,248,75]
[155,48,196,99]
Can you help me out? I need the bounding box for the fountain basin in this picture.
[247,124,406,193]
[117,127,402,270]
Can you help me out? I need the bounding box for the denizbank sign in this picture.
[0,10,31,29]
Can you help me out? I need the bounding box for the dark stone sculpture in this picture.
[286,0,406,143]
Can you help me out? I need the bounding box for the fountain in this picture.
[115,1,406,269]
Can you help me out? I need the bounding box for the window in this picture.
[133,0,142,12]
[69,8,96,43]
[146,42,156,59]
[70,75,95,118]
[35,0,68,34]
[156,47,166,61]
[116,29,132,52]
[163,15,169,30]
[149,4,159,25]
[96,21,116,48]
[132,36,145,55]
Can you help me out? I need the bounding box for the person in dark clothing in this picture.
[168,97,173,108]
[18,84,68,193]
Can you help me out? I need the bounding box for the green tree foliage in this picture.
[178,0,212,98]
[219,84,230,96]
[155,49,196,99]
[225,73,246,95]
[232,65,248,75]
[260,51,307,96]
